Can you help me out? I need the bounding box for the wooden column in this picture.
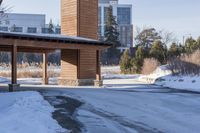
[11,45,17,84]
[77,49,80,79]
[96,50,101,81]
[43,52,48,85]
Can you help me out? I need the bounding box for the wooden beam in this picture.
[42,52,48,85]
[0,47,55,53]
[11,45,17,84]
[0,38,108,50]
[96,50,101,81]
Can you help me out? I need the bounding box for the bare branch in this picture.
[160,30,177,46]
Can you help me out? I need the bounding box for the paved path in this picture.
[40,81,200,133]
[1,79,200,133]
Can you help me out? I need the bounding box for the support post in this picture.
[77,49,80,79]
[43,52,48,85]
[95,50,103,87]
[9,45,18,92]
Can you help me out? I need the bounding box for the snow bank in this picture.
[139,65,171,83]
[140,65,200,92]
[0,91,64,133]
[156,75,200,92]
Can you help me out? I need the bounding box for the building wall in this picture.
[79,49,97,79]
[61,0,78,36]
[0,13,45,33]
[79,0,98,39]
[61,0,98,39]
[98,0,133,51]
[60,49,78,80]
[60,0,98,83]
[0,13,61,34]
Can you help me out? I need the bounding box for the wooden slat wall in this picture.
[79,49,97,79]
[61,49,78,80]
[60,0,99,81]
[61,0,98,40]
[79,0,98,39]
[61,0,78,36]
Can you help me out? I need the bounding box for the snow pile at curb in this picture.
[0,91,64,133]
[156,75,200,92]
[140,65,200,92]
[139,65,171,83]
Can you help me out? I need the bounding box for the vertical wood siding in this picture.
[61,49,78,80]
[61,0,99,81]
[79,0,98,39]
[79,49,97,79]
[61,0,98,40]
[61,0,78,36]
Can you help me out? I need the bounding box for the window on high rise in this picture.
[104,7,109,24]
[117,7,131,25]
[98,7,102,24]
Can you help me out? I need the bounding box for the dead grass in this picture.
[142,58,161,75]
[168,50,200,75]
[0,63,60,78]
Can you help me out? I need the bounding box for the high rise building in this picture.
[99,0,133,52]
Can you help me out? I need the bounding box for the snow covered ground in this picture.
[0,91,65,133]
[0,77,58,85]
[0,65,200,133]
[156,75,200,92]
[140,65,200,92]
[42,78,200,133]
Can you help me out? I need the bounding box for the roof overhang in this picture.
[0,32,111,53]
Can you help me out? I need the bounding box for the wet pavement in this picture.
[41,91,84,133]
[1,82,200,133]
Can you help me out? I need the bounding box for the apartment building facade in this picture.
[99,0,133,51]
[0,13,60,34]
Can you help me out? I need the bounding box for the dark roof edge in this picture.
[0,32,112,47]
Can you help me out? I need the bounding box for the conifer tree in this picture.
[48,19,54,34]
[131,46,148,73]
[103,6,121,65]
[168,42,181,57]
[150,40,167,64]
[120,50,132,74]
[185,37,197,53]
[196,37,200,49]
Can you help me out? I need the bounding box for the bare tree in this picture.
[0,0,11,18]
[160,30,177,46]
[135,26,161,48]
[135,26,177,48]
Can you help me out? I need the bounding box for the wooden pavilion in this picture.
[0,0,111,91]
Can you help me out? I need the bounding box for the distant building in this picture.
[0,13,60,34]
[42,24,61,34]
[0,1,133,51]
[99,0,133,52]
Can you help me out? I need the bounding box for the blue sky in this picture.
[5,0,200,41]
